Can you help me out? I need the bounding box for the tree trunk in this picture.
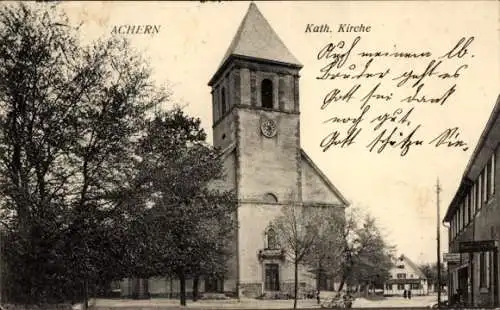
[316,261,321,304]
[169,277,173,298]
[192,275,199,302]
[337,274,346,292]
[179,273,186,306]
[316,261,321,291]
[82,278,88,310]
[293,260,299,309]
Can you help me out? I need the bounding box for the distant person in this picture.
[403,289,407,299]
[408,289,412,299]
[316,290,320,304]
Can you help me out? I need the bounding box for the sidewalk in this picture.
[90,296,437,309]
[92,298,321,309]
[93,298,320,310]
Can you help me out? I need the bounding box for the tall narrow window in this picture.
[492,153,496,195]
[266,227,278,250]
[486,170,489,198]
[450,217,453,238]
[453,216,456,237]
[221,87,226,115]
[467,194,471,223]
[480,252,487,288]
[463,204,466,226]
[472,185,476,215]
[454,216,457,236]
[476,179,481,210]
[458,207,462,231]
[486,252,491,288]
[482,171,488,203]
[452,217,455,237]
[461,202,469,227]
[261,79,274,109]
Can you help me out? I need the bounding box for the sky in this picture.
[56,1,499,264]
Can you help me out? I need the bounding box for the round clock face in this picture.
[261,118,277,138]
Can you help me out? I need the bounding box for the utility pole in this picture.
[436,178,442,308]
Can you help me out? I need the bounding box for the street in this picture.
[90,295,439,309]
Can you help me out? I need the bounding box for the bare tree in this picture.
[273,194,325,309]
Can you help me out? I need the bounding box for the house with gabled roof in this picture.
[384,254,428,296]
[443,95,500,307]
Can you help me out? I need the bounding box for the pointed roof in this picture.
[209,3,301,85]
[221,3,301,66]
[444,95,500,222]
[398,254,427,279]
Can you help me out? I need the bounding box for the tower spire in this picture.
[214,2,301,76]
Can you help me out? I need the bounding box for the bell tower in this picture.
[209,2,303,201]
[208,3,304,297]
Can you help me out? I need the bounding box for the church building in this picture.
[120,2,349,299]
[206,3,349,298]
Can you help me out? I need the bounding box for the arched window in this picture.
[221,87,226,115]
[261,79,273,109]
[263,193,278,204]
[266,227,278,249]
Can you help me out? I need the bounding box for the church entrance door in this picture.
[264,264,280,291]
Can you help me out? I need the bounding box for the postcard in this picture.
[0,1,497,309]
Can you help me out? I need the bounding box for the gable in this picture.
[300,149,349,206]
[402,255,427,279]
[391,255,427,280]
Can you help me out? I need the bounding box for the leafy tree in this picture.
[0,3,236,308]
[134,110,237,306]
[419,262,447,291]
[303,207,344,293]
[337,208,395,294]
[0,2,166,306]
[350,215,395,294]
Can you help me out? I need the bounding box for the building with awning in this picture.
[443,95,500,307]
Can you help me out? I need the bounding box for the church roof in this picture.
[210,3,301,85]
[221,3,301,66]
[300,149,350,207]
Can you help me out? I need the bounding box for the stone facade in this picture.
[207,3,349,299]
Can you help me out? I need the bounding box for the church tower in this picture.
[208,3,348,298]
[209,4,303,201]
